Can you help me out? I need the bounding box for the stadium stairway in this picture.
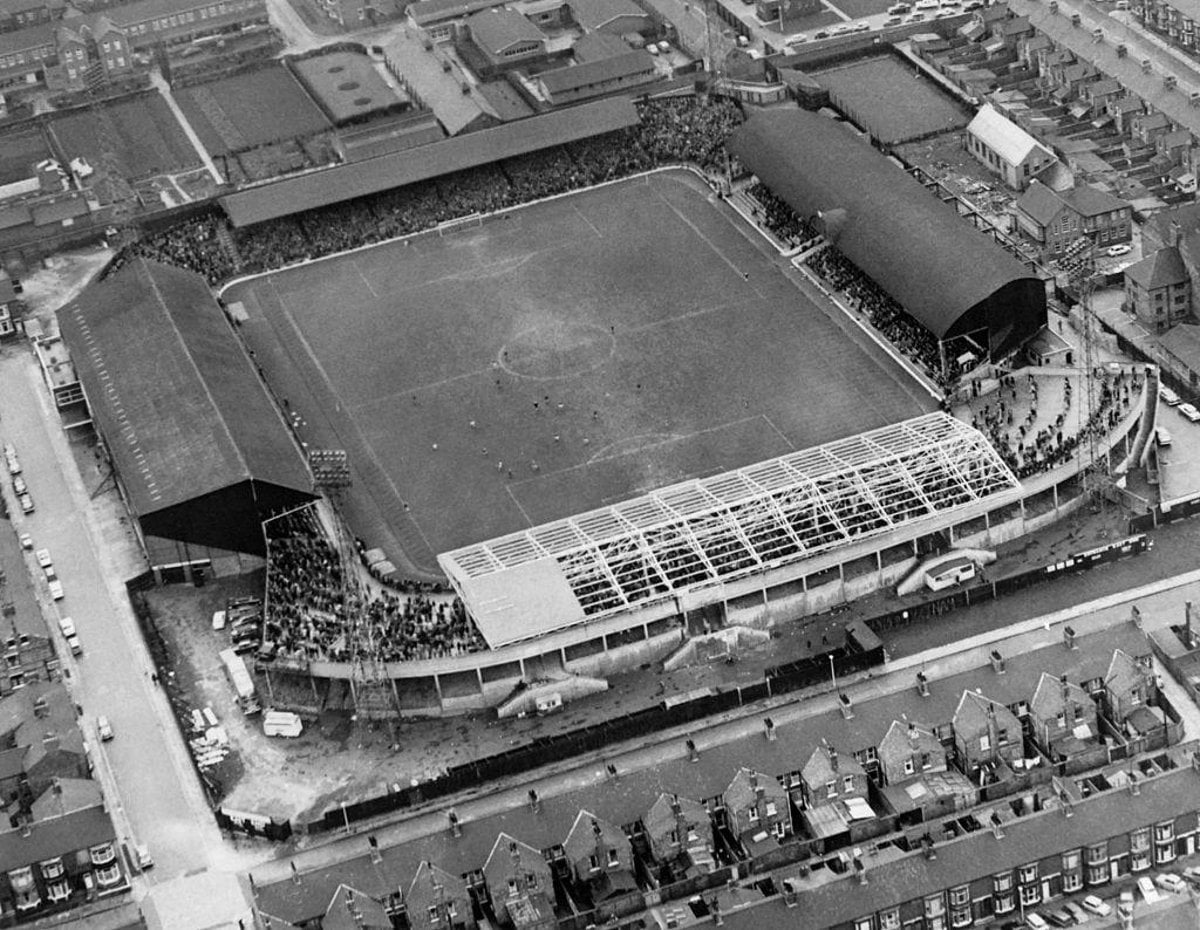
[216,221,242,273]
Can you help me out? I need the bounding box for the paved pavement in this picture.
[148,72,222,187]
[0,348,248,883]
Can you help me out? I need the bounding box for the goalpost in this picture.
[437,213,483,236]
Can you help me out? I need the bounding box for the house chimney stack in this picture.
[368,834,382,865]
[448,809,462,838]
[763,717,776,741]
[1063,625,1077,650]
[687,738,699,763]
[529,789,540,813]
[990,650,1006,674]
[839,693,854,719]
[916,672,930,697]
[828,745,839,772]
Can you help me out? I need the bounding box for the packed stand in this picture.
[807,246,949,388]
[968,369,1142,480]
[108,210,238,284]
[746,182,817,248]
[108,95,745,286]
[264,507,484,664]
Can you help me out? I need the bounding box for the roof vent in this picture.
[1070,11,1081,24]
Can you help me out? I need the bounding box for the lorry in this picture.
[219,648,261,715]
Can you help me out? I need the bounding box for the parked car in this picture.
[1183,864,1200,886]
[48,578,63,600]
[1043,909,1073,927]
[1138,875,1160,902]
[135,844,154,870]
[1156,425,1172,445]
[18,494,33,515]
[11,476,26,496]
[1107,243,1133,257]
[1081,894,1112,916]
[57,617,82,656]
[1156,872,1186,893]
[1063,901,1089,923]
[35,548,52,570]
[18,534,31,551]
[97,716,113,741]
[1160,385,1182,405]
[1178,402,1200,422]
[1118,888,1134,916]
[1024,913,1049,930]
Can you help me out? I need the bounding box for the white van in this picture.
[263,710,303,738]
[211,610,227,631]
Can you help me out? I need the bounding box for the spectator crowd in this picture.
[264,508,484,664]
[807,245,951,388]
[746,182,817,248]
[967,369,1141,480]
[113,96,744,286]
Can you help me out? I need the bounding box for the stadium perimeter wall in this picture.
[257,377,1148,719]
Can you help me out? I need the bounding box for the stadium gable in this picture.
[221,96,640,228]
[441,414,1021,648]
[58,259,314,555]
[728,109,1047,358]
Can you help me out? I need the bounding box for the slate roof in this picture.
[0,804,114,872]
[1127,250,1186,294]
[643,793,710,842]
[324,884,391,930]
[1062,183,1127,216]
[1015,180,1064,227]
[57,259,312,518]
[800,745,865,788]
[538,48,654,95]
[562,810,629,866]
[569,0,646,30]
[719,763,1200,930]
[465,7,543,54]
[29,778,103,821]
[1028,673,1095,722]
[877,720,942,769]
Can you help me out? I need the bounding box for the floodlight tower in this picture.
[1061,236,1110,510]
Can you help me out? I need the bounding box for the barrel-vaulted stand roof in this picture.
[440,413,1021,649]
[728,109,1046,358]
[58,259,314,555]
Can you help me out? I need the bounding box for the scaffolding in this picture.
[441,413,1021,628]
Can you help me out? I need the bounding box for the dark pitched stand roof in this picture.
[57,259,311,518]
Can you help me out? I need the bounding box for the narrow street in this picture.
[0,349,243,880]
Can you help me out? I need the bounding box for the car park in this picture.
[18,494,33,515]
[97,716,113,741]
[48,579,63,600]
[1156,872,1185,893]
[1160,385,1181,405]
[35,548,52,570]
[1082,894,1112,916]
[1178,402,1200,422]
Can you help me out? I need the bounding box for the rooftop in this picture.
[441,413,1021,649]
[967,103,1052,166]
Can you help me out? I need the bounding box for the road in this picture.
[0,349,242,882]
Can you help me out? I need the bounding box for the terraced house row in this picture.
[251,621,1187,929]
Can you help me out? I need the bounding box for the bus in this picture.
[219,648,261,715]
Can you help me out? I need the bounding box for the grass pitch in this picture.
[224,172,934,575]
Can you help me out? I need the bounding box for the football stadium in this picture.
[59,99,1154,717]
